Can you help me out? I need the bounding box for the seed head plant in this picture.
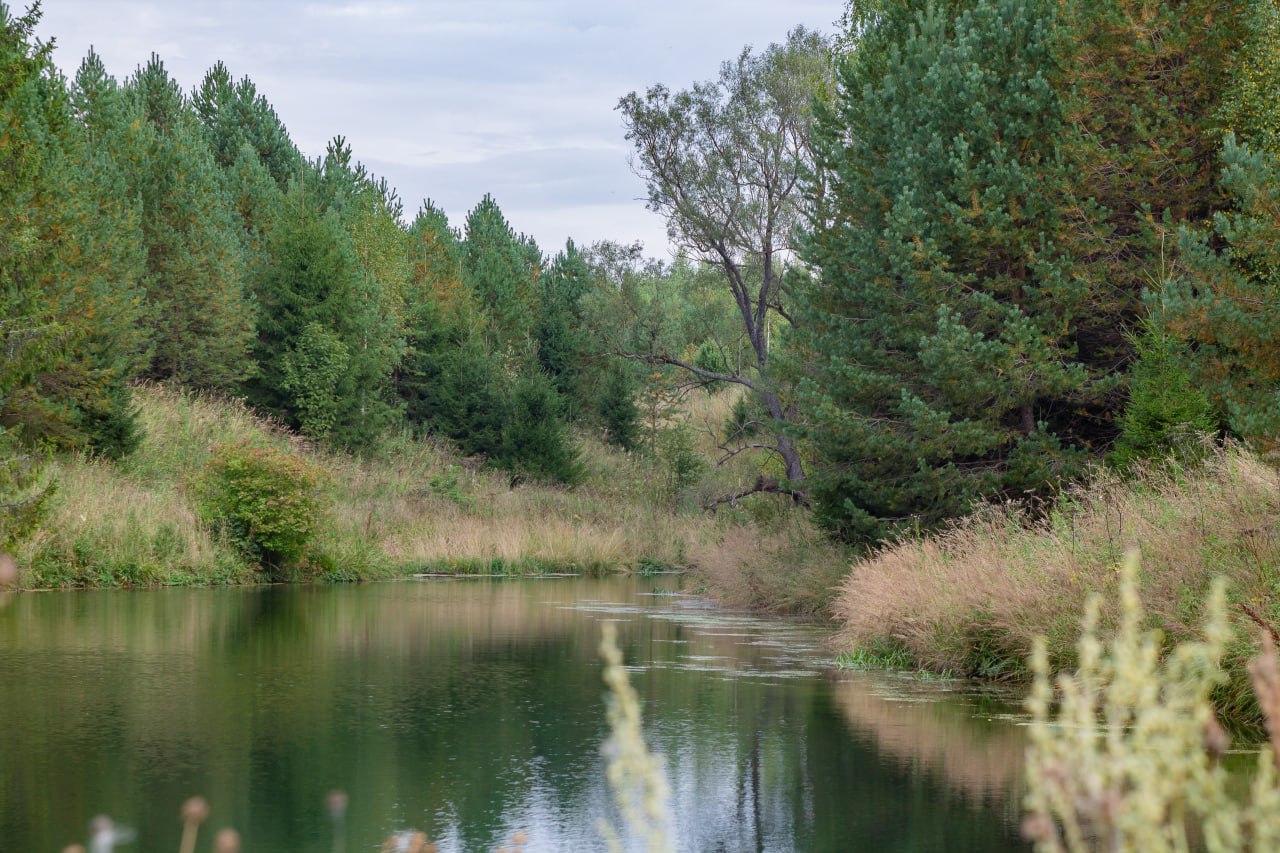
[1024,549,1280,852]
[597,622,674,853]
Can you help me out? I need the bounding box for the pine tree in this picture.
[462,195,538,346]
[1158,134,1280,450]
[124,54,254,389]
[797,0,1089,543]
[1053,0,1249,404]
[1,12,146,455]
[191,61,301,185]
[407,201,468,310]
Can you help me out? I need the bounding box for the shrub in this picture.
[196,442,327,574]
[1110,320,1218,470]
[0,428,55,551]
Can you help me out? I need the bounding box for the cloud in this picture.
[35,0,842,257]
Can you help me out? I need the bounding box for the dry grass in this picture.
[18,456,251,586]
[15,384,729,587]
[690,515,851,617]
[833,446,1280,715]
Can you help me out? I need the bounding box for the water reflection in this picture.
[831,674,1026,818]
[0,578,1028,851]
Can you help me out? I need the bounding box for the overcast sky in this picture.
[33,1,842,258]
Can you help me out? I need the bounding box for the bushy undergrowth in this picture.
[690,515,851,618]
[196,442,328,576]
[12,384,738,588]
[834,447,1280,724]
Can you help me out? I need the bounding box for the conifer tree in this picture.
[247,188,360,432]
[536,240,592,414]
[797,0,1088,542]
[2,11,146,455]
[462,195,538,346]
[407,201,467,310]
[1053,0,1249,395]
[124,54,254,389]
[1158,134,1280,450]
[1109,320,1217,469]
[598,363,641,452]
[499,370,581,484]
[191,61,301,185]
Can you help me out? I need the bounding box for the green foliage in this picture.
[658,421,707,500]
[426,465,471,508]
[1160,134,1280,451]
[536,240,592,415]
[1,15,147,456]
[279,322,350,438]
[124,54,255,389]
[191,60,301,185]
[1052,0,1248,386]
[401,307,509,460]
[1221,0,1280,159]
[617,29,830,485]
[1110,321,1218,469]
[692,340,730,392]
[499,370,582,485]
[0,427,55,551]
[195,442,326,572]
[798,0,1088,544]
[597,364,641,452]
[462,194,539,344]
[723,394,764,443]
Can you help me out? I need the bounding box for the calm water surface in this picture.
[0,577,1029,851]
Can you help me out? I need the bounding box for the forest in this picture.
[2,0,1280,690]
[8,0,1280,849]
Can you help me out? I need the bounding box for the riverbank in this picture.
[9,385,746,588]
[830,446,1280,727]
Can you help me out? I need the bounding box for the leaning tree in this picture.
[617,27,831,500]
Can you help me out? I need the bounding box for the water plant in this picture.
[1023,549,1280,851]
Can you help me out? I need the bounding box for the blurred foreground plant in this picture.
[1024,549,1280,852]
[598,622,674,853]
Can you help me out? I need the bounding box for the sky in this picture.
[33,1,843,259]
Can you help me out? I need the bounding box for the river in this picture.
[0,577,1029,851]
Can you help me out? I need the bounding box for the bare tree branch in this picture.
[703,475,810,511]
[615,350,759,391]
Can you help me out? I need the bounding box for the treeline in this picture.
[6,0,1280,567]
[0,2,711,508]
[790,0,1280,544]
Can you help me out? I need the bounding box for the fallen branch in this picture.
[702,475,809,511]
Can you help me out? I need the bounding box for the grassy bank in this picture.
[12,384,741,588]
[832,447,1280,725]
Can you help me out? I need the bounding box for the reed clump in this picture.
[1024,550,1280,852]
[690,515,850,617]
[834,446,1280,721]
